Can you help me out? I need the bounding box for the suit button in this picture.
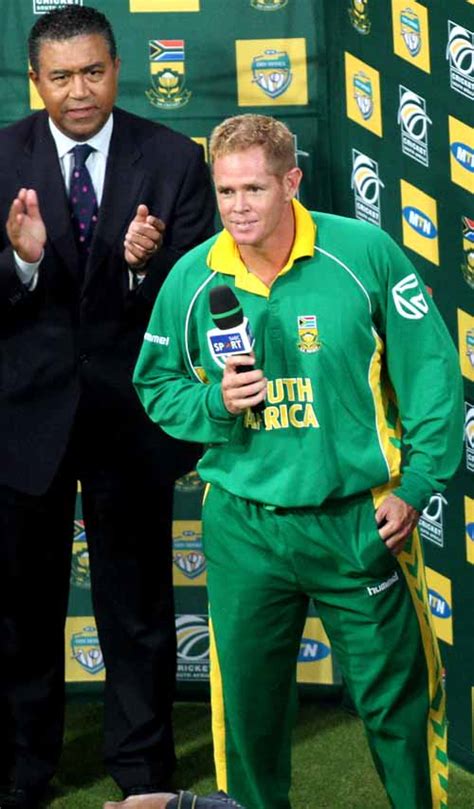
[79,353,89,363]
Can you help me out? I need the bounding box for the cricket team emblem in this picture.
[70,626,104,675]
[353,71,374,120]
[400,7,422,57]
[462,217,474,288]
[252,49,292,99]
[297,315,320,353]
[146,40,191,109]
[251,0,288,9]
[348,0,371,35]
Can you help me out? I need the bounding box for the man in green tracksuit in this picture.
[133,114,464,809]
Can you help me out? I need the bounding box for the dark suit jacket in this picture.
[0,107,216,495]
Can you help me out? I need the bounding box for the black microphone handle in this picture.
[235,356,265,414]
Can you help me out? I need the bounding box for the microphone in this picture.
[208,284,265,413]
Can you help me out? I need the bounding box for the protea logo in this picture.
[391,273,428,320]
[398,86,431,166]
[351,149,384,227]
[447,21,474,99]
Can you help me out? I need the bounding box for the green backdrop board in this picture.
[1,0,472,774]
[324,0,474,774]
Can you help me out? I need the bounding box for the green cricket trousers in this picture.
[202,484,447,809]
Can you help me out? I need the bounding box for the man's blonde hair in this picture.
[209,114,296,176]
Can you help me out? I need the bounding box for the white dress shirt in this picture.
[14,114,113,287]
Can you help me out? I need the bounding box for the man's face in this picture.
[30,33,120,141]
[213,146,301,251]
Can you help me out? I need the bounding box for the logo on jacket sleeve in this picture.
[297,315,320,353]
[447,21,474,100]
[398,86,431,166]
[462,217,474,288]
[345,53,382,136]
[236,39,308,106]
[146,40,191,109]
[352,150,384,227]
[391,273,428,320]
[348,0,371,35]
[391,1,431,73]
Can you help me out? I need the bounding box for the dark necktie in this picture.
[69,144,98,270]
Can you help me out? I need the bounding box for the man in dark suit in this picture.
[0,6,215,808]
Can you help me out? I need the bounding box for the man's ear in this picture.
[283,166,303,201]
[29,67,39,87]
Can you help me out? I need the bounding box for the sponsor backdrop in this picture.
[1,0,472,773]
[328,0,473,774]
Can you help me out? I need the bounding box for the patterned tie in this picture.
[69,144,98,271]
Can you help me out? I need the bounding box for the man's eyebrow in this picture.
[49,62,106,76]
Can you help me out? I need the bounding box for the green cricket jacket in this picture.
[134,201,463,511]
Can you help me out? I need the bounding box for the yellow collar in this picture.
[206,199,316,297]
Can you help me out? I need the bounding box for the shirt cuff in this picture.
[14,250,43,289]
[393,469,434,513]
[206,383,238,423]
[128,268,147,291]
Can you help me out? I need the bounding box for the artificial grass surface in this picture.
[46,700,474,808]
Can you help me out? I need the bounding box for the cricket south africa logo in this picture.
[252,50,292,98]
[447,21,474,100]
[398,86,431,166]
[419,493,448,548]
[33,0,81,12]
[351,150,384,227]
[146,40,191,109]
[176,615,210,681]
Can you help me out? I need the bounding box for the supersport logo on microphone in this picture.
[207,321,255,368]
[207,284,255,368]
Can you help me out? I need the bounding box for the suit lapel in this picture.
[84,111,146,289]
[17,112,80,279]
